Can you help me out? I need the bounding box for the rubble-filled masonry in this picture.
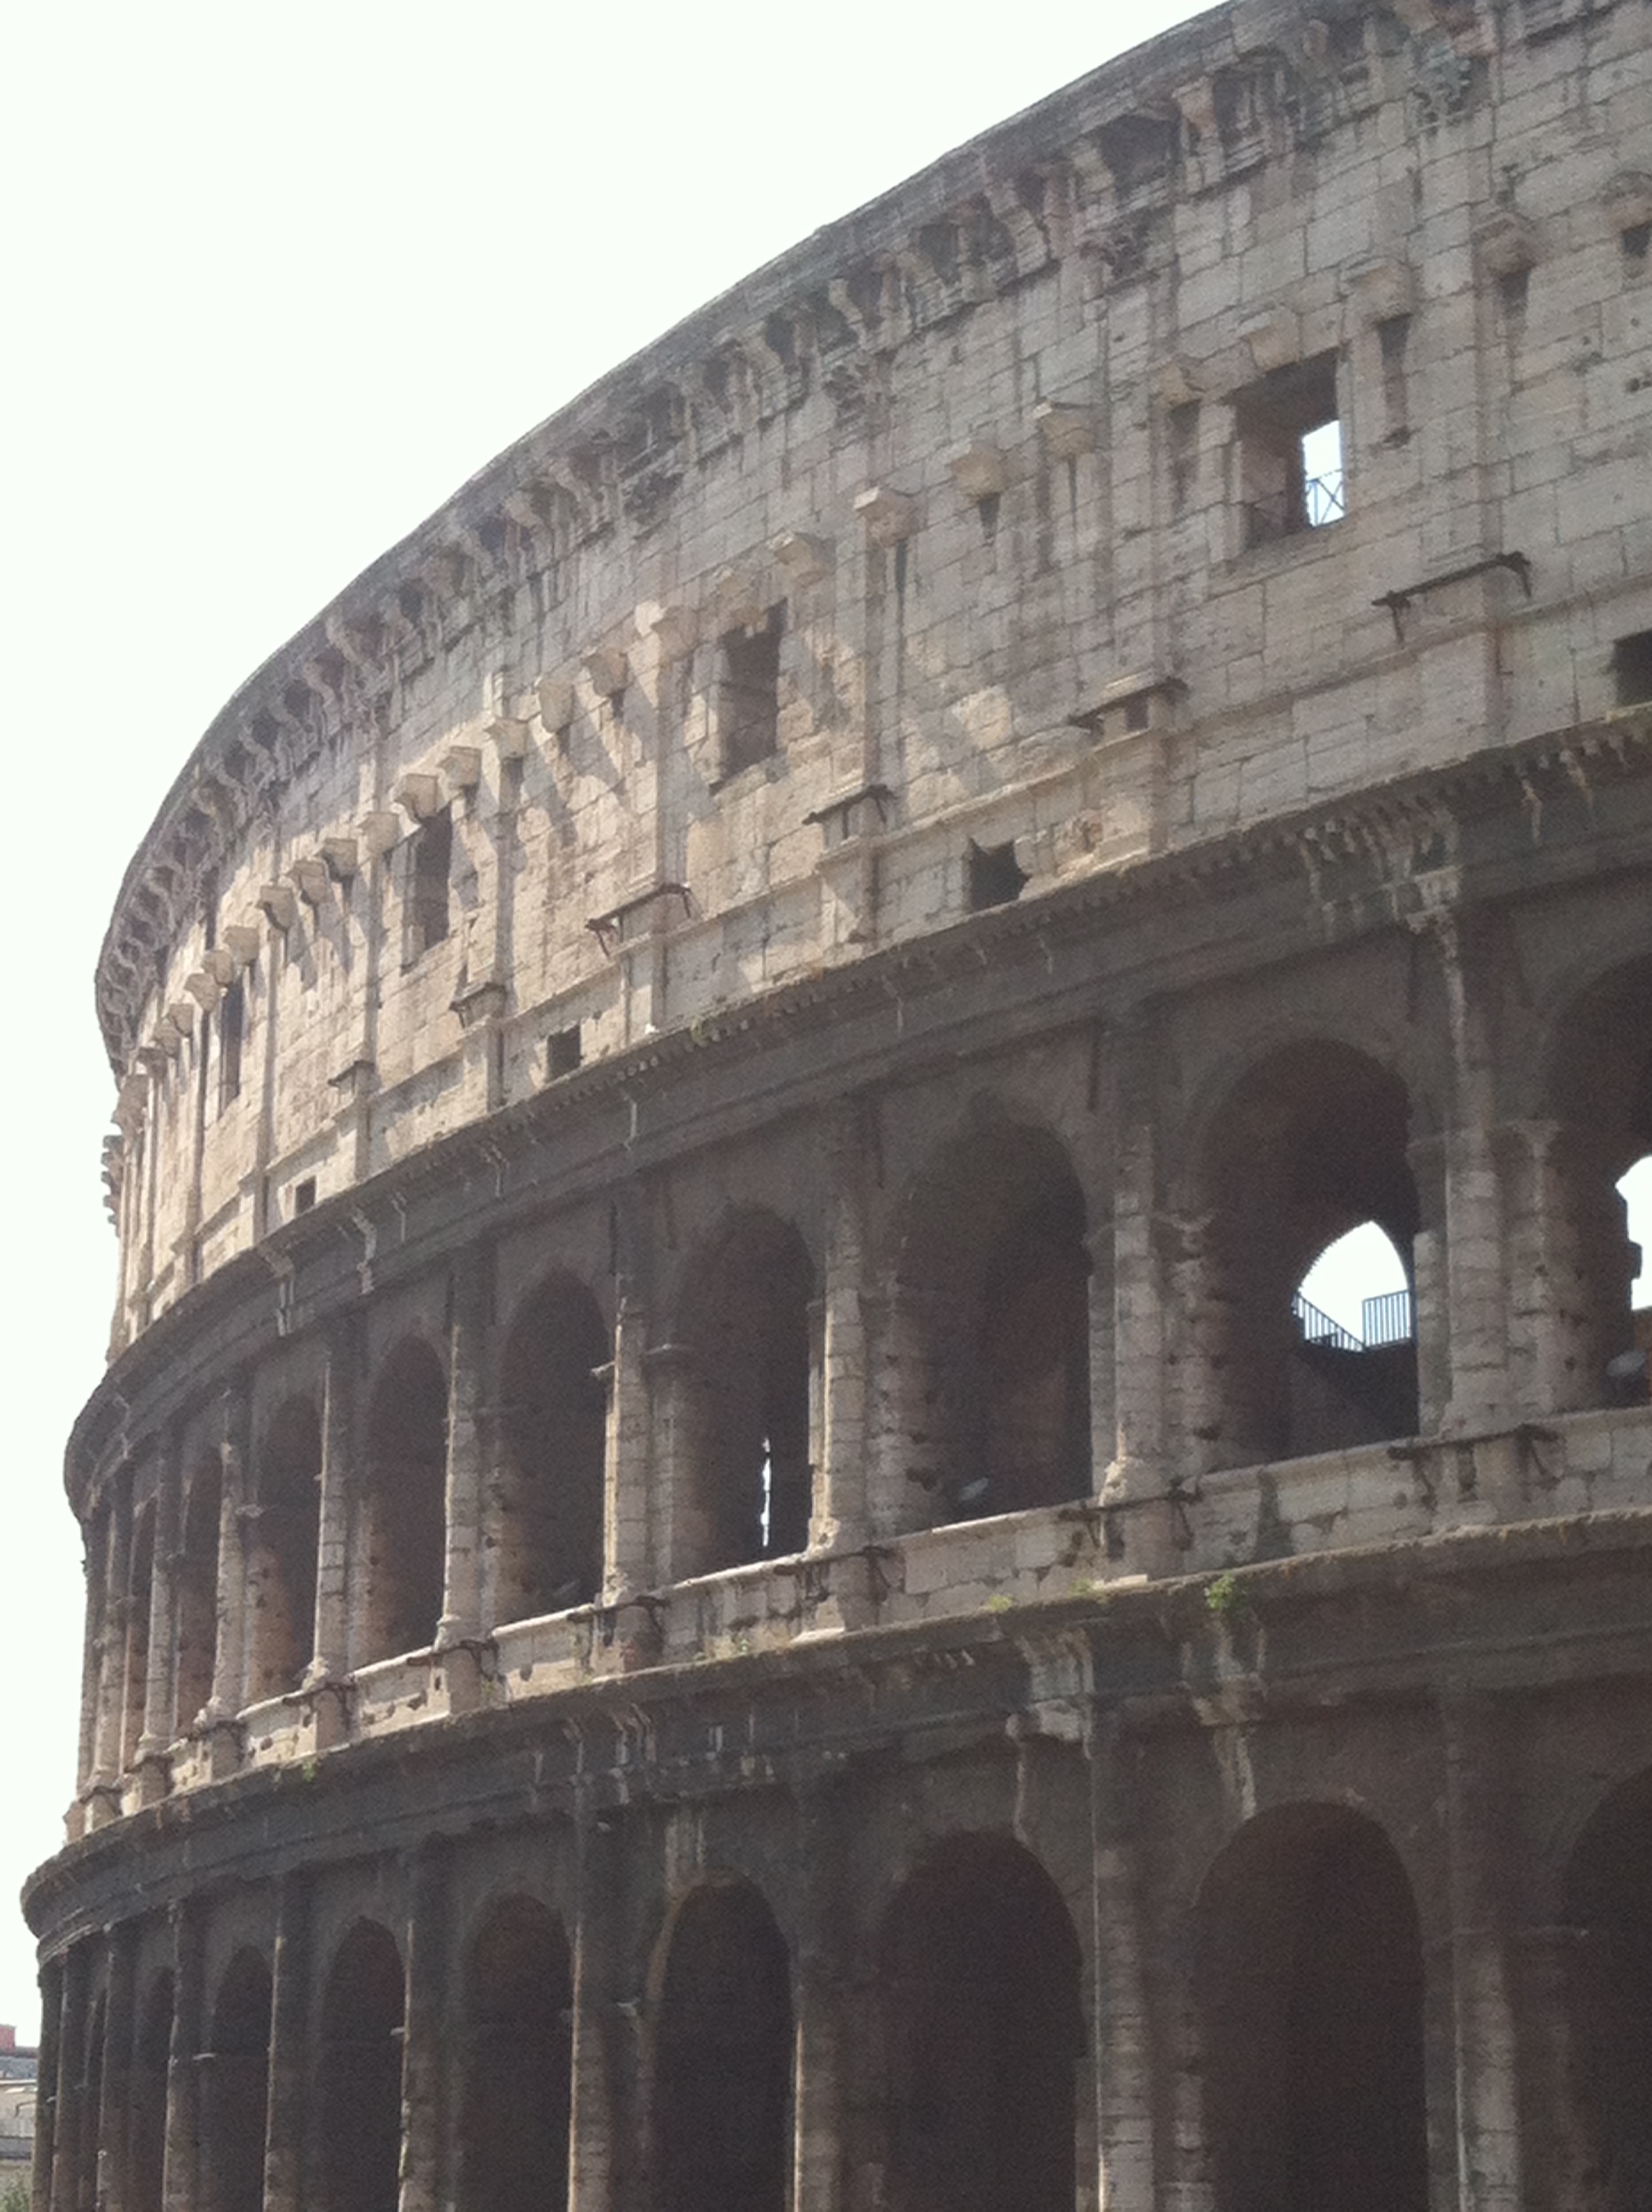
[26,2,1652,2208]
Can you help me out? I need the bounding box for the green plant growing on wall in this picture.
[1204,1569,1250,1619]
[2,2175,31,2212]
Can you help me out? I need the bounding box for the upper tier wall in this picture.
[100,0,1652,1350]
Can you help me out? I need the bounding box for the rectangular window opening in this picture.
[408,807,452,958]
[218,980,244,1110]
[547,1025,583,1080]
[1236,351,1346,549]
[718,606,783,779]
[967,838,1027,911]
[294,1178,317,1215]
[1613,630,1652,708]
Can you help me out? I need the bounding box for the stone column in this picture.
[134,1442,182,1806]
[203,1387,251,1776]
[1104,1019,1180,1575]
[161,1901,205,2212]
[814,1102,873,1555]
[46,1948,86,2212]
[793,1787,850,2212]
[1085,1217,1118,1503]
[314,1309,363,1690]
[1441,1687,1524,2212]
[97,1921,139,2212]
[438,1248,494,1711]
[644,1344,703,1591]
[32,1955,62,2212]
[567,1801,618,2212]
[1088,1708,1156,2212]
[604,1292,653,1601]
[89,1476,135,1825]
[69,1514,105,1840]
[398,1842,453,2212]
[261,1873,312,2212]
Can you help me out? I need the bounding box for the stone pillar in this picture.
[1104,1019,1180,1575]
[46,1948,86,2212]
[1441,1688,1524,2212]
[793,1788,849,2212]
[1424,915,1513,1434]
[309,1319,356,1691]
[438,1249,494,1711]
[134,1443,182,1806]
[203,1387,251,1775]
[399,1842,453,2212]
[567,1806,618,2212]
[97,1921,139,2212]
[261,1873,312,2212]
[644,1344,703,1589]
[1088,1709,1156,2212]
[814,1103,872,1554]
[1085,1217,1118,1502]
[89,1476,135,1825]
[160,1901,205,2212]
[32,1955,62,2212]
[69,1514,105,1840]
[604,1293,654,1600]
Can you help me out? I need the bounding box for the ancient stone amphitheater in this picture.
[24,2,1652,2209]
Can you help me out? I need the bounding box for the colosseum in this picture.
[23,2,1652,2209]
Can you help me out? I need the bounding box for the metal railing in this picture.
[1244,469,1347,546]
[1292,1292,1364,1353]
[1362,1287,1415,1346]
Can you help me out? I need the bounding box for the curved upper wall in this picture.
[99,0,1652,1349]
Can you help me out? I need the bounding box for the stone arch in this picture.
[672,1209,815,1575]
[317,1918,404,2212]
[652,1877,793,2212]
[876,1831,1083,2212]
[247,1395,320,1700]
[496,1273,609,1621]
[1181,1037,1420,1468]
[200,1947,270,2212]
[129,1967,172,2212]
[890,1115,1091,1525]
[1530,954,1652,1411]
[174,1456,220,1729]
[1561,1764,1652,2208]
[359,1338,447,1663]
[1195,1802,1428,2212]
[457,1893,573,2212]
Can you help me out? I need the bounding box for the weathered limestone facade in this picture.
[26,3,1652,2209]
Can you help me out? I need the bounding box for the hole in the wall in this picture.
[218,980,244,1110]
[1612,629,1652,707]
[1622,221,1650,264]
[718,605,784,778]
[294,1178,317,1215]
[407,806,452,958]
[1608,1156,1652,1403]
[967,839,1027,911]
[547,1025,582,1080]
[1234,351,1346,547]
[1498,265,1532,321]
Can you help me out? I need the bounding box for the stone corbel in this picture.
[712,568,766,634]
[535,674,575,732]
[637,601,699,660]
[183,971,223,1014]
[946,441,1008,501]
[222,924,263,969]
[486,711,532,760]
[115,1074,148,1131]
[255,882,299,930]
[451,976,509,1029]
[166,1000,196,1038]
[1068,671,1187,742]
[442,746,482,795]
[288,856,330,907]
[396,773,442,823]
[321,836,358,882]
[153,1016,183,1057]
[1238,307,1300,373]
[1341,255,1416,329]
[584,645,630,700]
[1475,210,1539,280]
[206,946,238,987]
[1153,356,1207,409]
[358,810,401,859]
[137,1041,171,1075]
[853,485,919,546]
[1033,401,1095,458]
[771,530,831,585]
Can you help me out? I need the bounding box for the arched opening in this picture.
[317,1920,404,2212]
[359,1340,447,1663]
[200,1949,270,2212]
[497,1276,609,1621]
[1616,1156,1652,1400]
[894,1121,1091,1525]
[175,1458,221,1730]
[122,1503,155,1768]
[1193,1041,1419,1467]
[247,1397,321,1701]
[129,1969,172,2212]
[1563,1767,1652,2208]
[879,1832,1082,2212]
[654,1881,793,2212]
[457,1895,573,2212]
[1196,1803,1428,2212]
[1541,959,1652,1410]
[677,1212,814,1575]
[1289,1219,1417,1452]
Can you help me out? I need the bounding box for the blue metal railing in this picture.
[1362,1288,1415,1346]
[1292,1292,1364,1353]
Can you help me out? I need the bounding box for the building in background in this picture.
[23,3,1652,2210]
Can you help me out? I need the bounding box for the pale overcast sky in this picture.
[1,0,1214,2042]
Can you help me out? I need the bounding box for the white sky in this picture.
[0,0,1213,2047]
[4,1,1646,2050]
